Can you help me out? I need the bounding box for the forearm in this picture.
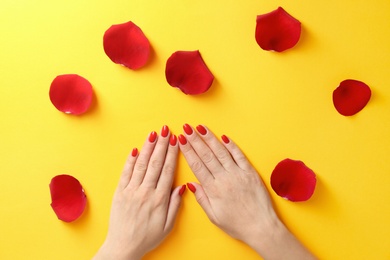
[246,219,316,260]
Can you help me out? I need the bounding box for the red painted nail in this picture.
[161,125,169,138]
[178,134,187,145]
[196,125,207,135]
[149,131,157,143]
[170,134,177,146]
[183,124,193,135]
[187,183,196,193]
[221,135,230,144]
[131,148,138,157]
[179,185,186,196]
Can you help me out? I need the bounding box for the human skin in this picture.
[179,124,316,260]
[93,126,185,260]
[94,124,316,260]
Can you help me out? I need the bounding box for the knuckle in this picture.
[135,162,148,172]
[191,160,204,173]
[129,187,149,204]
[196,194,207,205]
[150,159,163,170]
[162,164,175,175]
[215,148,230,161]
[234,154,247,164]
[200,152,214,164]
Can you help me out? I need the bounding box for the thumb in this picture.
[187,182,216,223]
[164,185,185,233]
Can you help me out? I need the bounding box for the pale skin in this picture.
[94,126,182,260]
[94,125,316,260]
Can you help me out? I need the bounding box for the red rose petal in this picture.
[49,174,87,222]
[255,7,301,52]
[165,50,214,95]
[271,159,316,202]
[103,21,150,70]
[333,79,371,116]
[49,74,93,115]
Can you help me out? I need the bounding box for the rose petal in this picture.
[165,50,214,95]
[103,21,150,70]
[49,74,93,115]
[271,159,316,202]
[333,79,371,116]
[49,174,87,222]
[255,7,301,52]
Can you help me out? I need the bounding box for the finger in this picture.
[118,148,138,190]
[221,135,254,172]
[178,134,214,186]
[164,185,185,233]
[183,124,225,177]
[156,134,179,192]
[187,182,216,224]
[128,131,158,187]
[142,126,171,188]
[195,125,239,172]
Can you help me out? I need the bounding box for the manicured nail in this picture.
[161,125,169,138]
[221,135,230,144]
[178,134,187,145]
[183,124,193,135]
[149,131,157,143]
[179,185,186,196]
[196,125,207,135]
[187,183,196,193]
[170,134,177,146]
[131,148,138,157]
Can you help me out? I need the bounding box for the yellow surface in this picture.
[1,0,389,259]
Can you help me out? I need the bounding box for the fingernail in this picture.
[178,134,187,145]
[149,131,157,143]
[170,134,177,146]
[179,185,186,196]
[187,183,196,193]
[183,124,193,135]
[196,125,207,135]
[221,135,230,144]
[161,125,169,138]
[131,148,138,157]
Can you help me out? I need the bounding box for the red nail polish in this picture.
[187,183,196,193]
[179,185,186,196]
[178,134,187,145]
[196,125,207,135]
[221,135,230,144]
[161,125,169,138]
[183,124,193,135]
[149,131,157,143]
[131,148,138,157]
[170,135,177,146]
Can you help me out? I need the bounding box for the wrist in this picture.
[93,239,142,260]
[243,213,284,254]
[245,217,315,260]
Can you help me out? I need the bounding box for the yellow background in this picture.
[1,0,389,259]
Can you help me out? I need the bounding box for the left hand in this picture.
[94,126,184,260]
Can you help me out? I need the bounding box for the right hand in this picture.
[178,124,278,243]
[179,124,316,259]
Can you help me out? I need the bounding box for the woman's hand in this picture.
[94,126,185,260]
[179,124,315,259]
